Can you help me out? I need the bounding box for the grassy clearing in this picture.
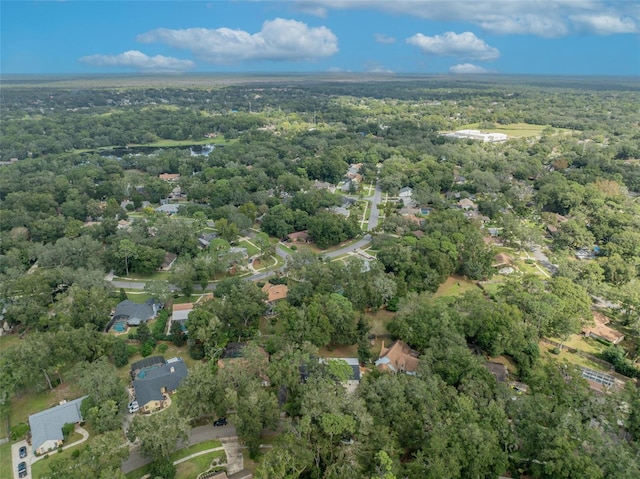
[171,440,222,461]
[318,344,358,358]
[365,309,395,336]
[0,441,12,479]
[277,243,294,255]
[0,332,21,353]
[238,240,260,257]
[547,334,607,355]
[457,122,573,137]
[539,343,610,372]
[434,275,480,298]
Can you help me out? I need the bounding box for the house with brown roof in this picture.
[457,198,478,210]
[287,230,311,243]
[583,311,625,345]
[375,340,420,375]
[262,282,288,303]
[159,173,181,182]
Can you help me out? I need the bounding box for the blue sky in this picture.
[1,1,639,75]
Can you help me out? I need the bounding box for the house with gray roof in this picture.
[29,396,88,455]
[132,357,188,413]
[113,298,162,327]
[155,203,181,215]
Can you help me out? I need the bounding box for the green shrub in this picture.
[62,422,75,441]
[10,423,29,441]
[140,341,155,357]
[149,458,176,479]
[157,343,168,354]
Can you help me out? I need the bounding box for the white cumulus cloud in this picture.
[137,18,338,64]
[449,63,493,74]
[374,33,396,44]
[407,31,499,61]
[78,50,194,71]
[291,1,639,37]
[570,13,637,34]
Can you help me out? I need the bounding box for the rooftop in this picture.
[375,340,420,374]
[29,396,88,452]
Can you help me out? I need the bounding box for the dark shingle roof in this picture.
[133,359,188,409]
[131,356,165,373]
[114,299,161,324]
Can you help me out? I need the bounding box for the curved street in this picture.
[110,181,383,290]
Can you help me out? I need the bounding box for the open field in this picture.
[457,122,575,137]
[539,343,611,372]
[434,275,480,298]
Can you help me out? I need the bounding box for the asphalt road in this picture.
[121,423,237,473]
[110,180,383,290]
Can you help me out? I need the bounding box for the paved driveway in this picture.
[11,440,31,479]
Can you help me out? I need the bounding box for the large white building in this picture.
[444,129,508,143]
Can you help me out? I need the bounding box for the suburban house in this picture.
[113,298,162,327]
[262,282,288,303]
[319,357,362,393]
[229,246,248,258]
[262,282,288,316]
[345,163,363,184]
[485,362,509,383]
[583,311,625,345]
[132,357,188,413]
[29,396,88,455]
[375,340,420,375]
[198,232,219,248]
[398,186,413,199]
[158,252,178,272]
[158,173,181,182]
[287,230,311,243]
[169,302,193,334]
[398,186,413,206]
[457,198,478,211]
[312,180,336,193]
[155,203,181,215]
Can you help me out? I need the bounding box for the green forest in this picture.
[1,75,639,479]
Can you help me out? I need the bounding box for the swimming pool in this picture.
[113,320,127,332]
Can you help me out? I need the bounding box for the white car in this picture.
[128,401,139,413]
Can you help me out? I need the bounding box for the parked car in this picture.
[128,400,140,413]
[213,417,228,427]
[19,446,27,458]
[18,462,27,477]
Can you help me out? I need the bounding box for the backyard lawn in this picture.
[10,381,82,427]
[434,275,480,298]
